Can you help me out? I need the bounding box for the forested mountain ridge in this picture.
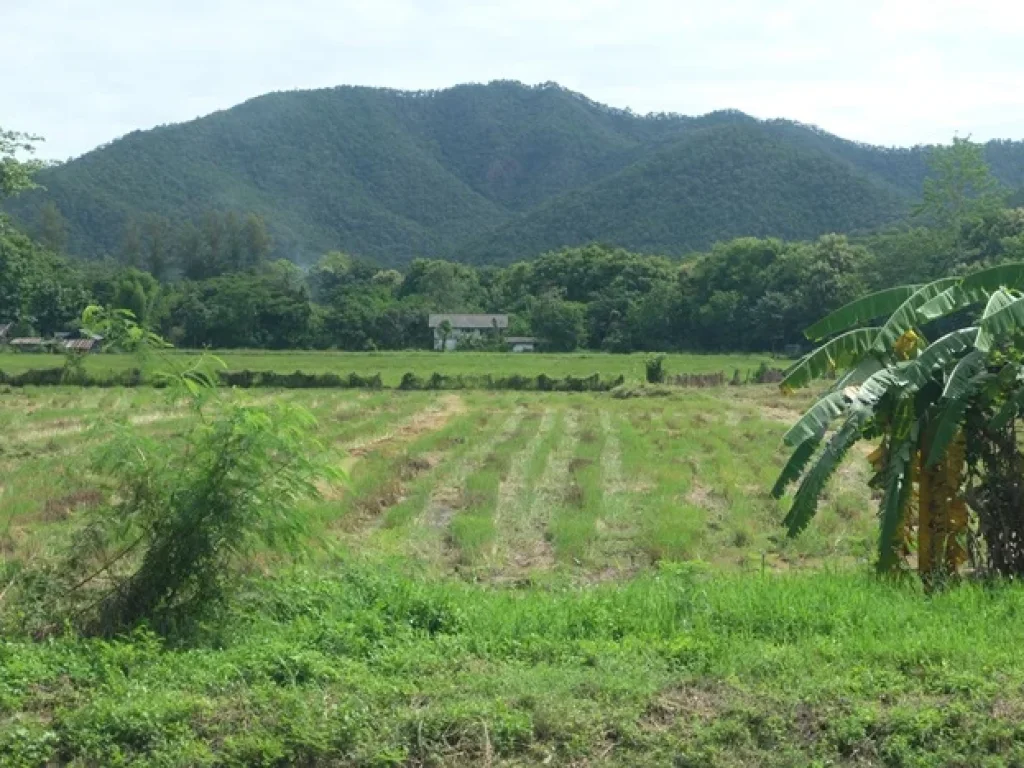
[8,80,1024,265]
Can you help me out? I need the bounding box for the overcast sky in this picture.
[5,0,1023,160]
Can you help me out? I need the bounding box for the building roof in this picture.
[429,314,508,329]
[506,337,538,344]
[64,339,98,351]
[10,337,46,346]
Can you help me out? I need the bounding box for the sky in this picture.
[4,0,1023,160]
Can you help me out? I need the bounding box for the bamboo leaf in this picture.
[977,294,1024,352]
[781,328,880,391]
[804,285,921,342]
[782,391,849,447]
[872,277,961,351]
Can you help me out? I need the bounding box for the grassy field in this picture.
[3,382,1024,766]
[0,349,776,386]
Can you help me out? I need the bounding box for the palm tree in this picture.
[775,263,1024,580]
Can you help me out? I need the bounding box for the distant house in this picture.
[9,338,49,353]
[506,336,538,353]
[429,314,508,351]
[64,338,100,354]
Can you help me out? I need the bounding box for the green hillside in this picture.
[457,123,908,263]
[7,81,1024,265]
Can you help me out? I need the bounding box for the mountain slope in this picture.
[457,123,908,263]
[8,81,1024,265]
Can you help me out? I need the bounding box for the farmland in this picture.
[4,376,1024,766]
[0,350,775,387]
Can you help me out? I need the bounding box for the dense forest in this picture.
[3,135,1022,354]
[7,81,1024,266]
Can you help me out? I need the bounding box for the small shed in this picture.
[64,338,99,354]
[428,314,509,351]
[506,336,538,353]
[9,338,48,353]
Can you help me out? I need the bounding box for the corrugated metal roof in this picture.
[10,338,45,345]
[64,339,98,351]
[429,314,508,329]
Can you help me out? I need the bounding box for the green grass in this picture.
[5,564,1024,766]
[5,384,1004,766]
[0,349,775,386]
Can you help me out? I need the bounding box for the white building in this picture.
[506,336,538,353]
[429,314,508,351]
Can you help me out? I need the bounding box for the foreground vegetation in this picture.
[7,566,1024,767]
[4,382,1024,765]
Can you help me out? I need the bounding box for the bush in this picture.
[645,355,667,384]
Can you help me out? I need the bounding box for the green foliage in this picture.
[781,328,880,390]
[9,83,1024,265]
[7,566,1024,765]
[530,292,587,352]
[7,309,339,637]
[775,263,1024,577]
[0,127,44,201]
[913,135,1008,238]
[803,284,920,342]
[644,354,667,384]
[77,395,337,635]
[0,226,89,333]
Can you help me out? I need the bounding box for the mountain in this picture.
[8,81,1024,265]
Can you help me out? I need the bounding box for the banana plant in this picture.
[774,262,1024,578]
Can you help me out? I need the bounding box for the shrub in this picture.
[645,355,667,384]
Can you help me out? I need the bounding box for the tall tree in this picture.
[36,200,68,253]
[241,214,272,269]
[119,219,143,268]
[142,215,172,282]
[0,127,44,201]
[913,135,1007,266]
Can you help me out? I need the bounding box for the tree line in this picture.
[3,134,1022,354]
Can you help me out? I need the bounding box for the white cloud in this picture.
[2,0,1022,158]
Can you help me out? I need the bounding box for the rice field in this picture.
[0,383,874,577]
[0,349,776,386]
[8,382,1024,766]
